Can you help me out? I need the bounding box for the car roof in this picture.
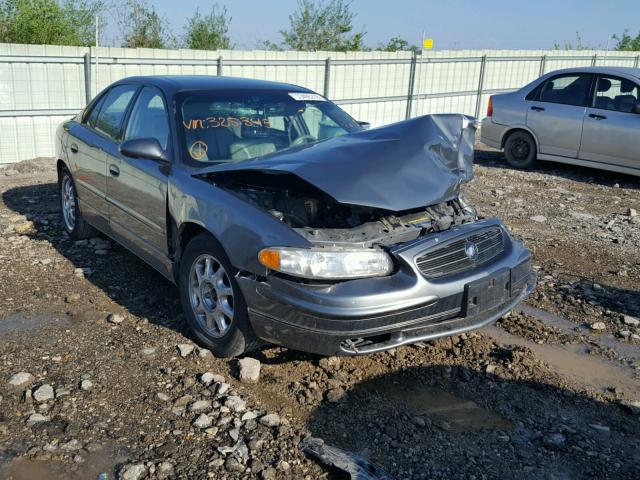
[544,66,640,79]
[111,75,314,96]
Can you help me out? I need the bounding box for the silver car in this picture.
[56,75,535,357]
[481,67,640,175]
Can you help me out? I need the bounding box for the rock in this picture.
[107,313,124,324]
[80,379,94,391]
[121,463,147,480]
[225,396,246,412]
[156,392,170,402]
[261,467,277,480]
[216,382,231,395]
[543,432,566,448]
[177,343,194,357]
[325,388,345,403]
[259,413,281,427]
[618,399,640,415]
[26,413,49,426]
[241,411,259,421]
[486,364,498,374]
[589,423,611,435]
[238,357,261,383]
[590,322,606,331]
[8,372,34,388]
[141,347,156,356]
[225,457,245,473]
[628,208,638,217]
[193,413,213,429]
[156,462,174,479]
[200,372,215,385]
[173,395,192,407]
[65,293,81,303]
[622,315,640,327]
[530,215,547,223]
[189,399,212,412]
[413,416,426,427]
[318,356,341,370]
[61,439,82,451]
[33,384,54,403]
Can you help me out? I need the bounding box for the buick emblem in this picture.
[464,241,479,261]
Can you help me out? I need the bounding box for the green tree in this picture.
[613,30,640,51]
[183,4,231,50]
[278,0,365,51]
[552,32,593,50]
[379,36,418,52]
[0,0,103,46]
[119,0,171,48]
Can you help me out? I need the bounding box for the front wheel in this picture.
[178,233,259,357]
[59,168,95,239]
[504,131,537,169]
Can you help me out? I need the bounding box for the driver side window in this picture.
[124,86,170,150]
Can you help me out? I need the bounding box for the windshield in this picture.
[177,89,361,166]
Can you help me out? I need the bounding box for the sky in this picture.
[102,0,638,50]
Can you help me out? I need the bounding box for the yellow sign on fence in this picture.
[423,38,434,49]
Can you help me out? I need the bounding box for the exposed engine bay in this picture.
[207,171,477,248]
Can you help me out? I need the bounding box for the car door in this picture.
[106,86,171,273]
[526,73,593,158]
[579,74,640,170]
[64,92,111,231]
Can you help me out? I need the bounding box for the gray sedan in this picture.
[481,67,640,175]
[56,75,535,357]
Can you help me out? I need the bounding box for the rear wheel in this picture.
[504,131,537,169]
[178,233,259,357]
[59,168,95,239]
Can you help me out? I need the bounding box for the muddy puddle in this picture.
[516,304,640,363]
[371,380,513,432]
[0,313,73,332]
[0,443,125,480]
[487,325,640,399]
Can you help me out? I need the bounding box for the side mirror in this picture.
[634,101,640,115]
[357,121,371,130]
[120,138,167,162]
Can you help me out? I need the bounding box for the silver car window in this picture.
[537,74,592,107]
[593,75,639,113]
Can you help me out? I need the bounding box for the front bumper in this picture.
[237,219,536,356]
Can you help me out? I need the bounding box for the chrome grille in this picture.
[415,228,505,279]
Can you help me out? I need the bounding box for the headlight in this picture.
[258,247,393,280]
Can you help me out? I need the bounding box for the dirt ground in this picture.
[0,146,639,480]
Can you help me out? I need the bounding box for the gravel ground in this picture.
[0,146,639,480]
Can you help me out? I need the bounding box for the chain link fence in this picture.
[1,43,638,164]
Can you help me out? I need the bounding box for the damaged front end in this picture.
[192,114,535,355]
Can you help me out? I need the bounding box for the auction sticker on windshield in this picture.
[288,92,326,102]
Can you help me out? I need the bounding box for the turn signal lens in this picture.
[258,249,281,270]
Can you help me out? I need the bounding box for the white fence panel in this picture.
[0,43,638,164]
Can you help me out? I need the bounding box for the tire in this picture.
[178,233,260,358]
[504,131,537,169]
[59,167,96,240]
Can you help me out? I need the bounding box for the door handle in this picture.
[588,113,607,120]
[70,143,79,153]
[109,165,120,177]
[530,106,545,112]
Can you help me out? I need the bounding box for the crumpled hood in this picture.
[198,114,477,212]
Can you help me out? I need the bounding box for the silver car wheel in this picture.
[61,175,76,231]
[188,254,234,337]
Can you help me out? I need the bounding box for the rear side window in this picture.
[94,85,138,140]
[84,94,106,127]
[593,75,639,113]
[538,74,593,107]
